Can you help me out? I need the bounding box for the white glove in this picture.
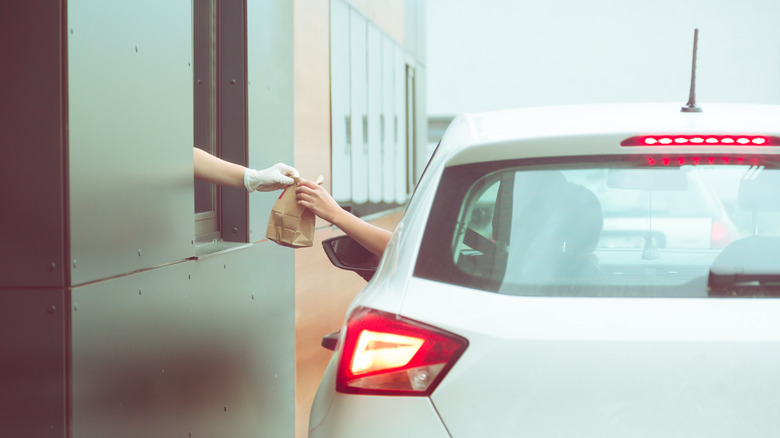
[244,163,299,192]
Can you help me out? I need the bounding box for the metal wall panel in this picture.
[414,65,428,184]
[404,0,427,64]
[246,0,296,242]
[405,64,417,193]
[0,289,67,437]
[0,0,67,288]
[329,0,352,203]
[395,46,409,204]
[405,0,428,187]
[367,23,383,204]
[67,0,194,285]
[349,10,369,204]
[71,243,295,437]
[329,0,422,209]
[382,35,397,204]
[220,0,250,243]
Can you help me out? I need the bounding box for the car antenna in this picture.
[681,28,702,112]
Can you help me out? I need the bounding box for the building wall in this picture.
[70,243,295,437]
[3,0,297,436]
[1,0,69,435]
[65,0,299,432]
[67,0,194,285]
[1,0,425,436]
[247,0,297,243]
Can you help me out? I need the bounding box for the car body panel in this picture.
[443,103,780,166]
[310,103,780,437]
[397,278,780,436]
[309,354,450,437]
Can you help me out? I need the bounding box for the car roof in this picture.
[440,103,780,166]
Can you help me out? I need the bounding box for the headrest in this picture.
[739,170,780,212]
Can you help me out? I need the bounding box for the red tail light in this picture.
[621,135,780,147]
[336,307,468,396]
[711,219,734,248]
[644,156,763,166]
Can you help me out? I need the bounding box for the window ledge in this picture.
[194,240,252,259]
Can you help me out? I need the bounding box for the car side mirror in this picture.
[322,235,378,281]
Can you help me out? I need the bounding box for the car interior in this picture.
[450,161,780,297]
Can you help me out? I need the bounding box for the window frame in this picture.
[193,0,220,240]
[193,0,249,243]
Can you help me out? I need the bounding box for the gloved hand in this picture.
[244,163,299,192]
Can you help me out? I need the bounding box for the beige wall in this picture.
[292,3,334,437]
[292,0,331,187]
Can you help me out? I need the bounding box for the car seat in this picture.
[504,177,604,285]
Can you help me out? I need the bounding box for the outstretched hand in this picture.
[296,178,392,257]
[296,179,343,223]
[245,163,299,192]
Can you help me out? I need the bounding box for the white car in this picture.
[310,103,780,437]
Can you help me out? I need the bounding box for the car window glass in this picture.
[453,178,500,277]
[437,160,780,297]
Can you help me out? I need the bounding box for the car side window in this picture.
[452,177,501,278]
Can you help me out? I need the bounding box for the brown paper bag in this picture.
[265,175,324,248]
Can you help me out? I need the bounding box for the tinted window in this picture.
[415,156,780,297]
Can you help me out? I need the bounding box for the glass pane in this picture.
[430,158,780,298]
[193,0,218,225]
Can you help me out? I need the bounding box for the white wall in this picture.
[427,0,780,116]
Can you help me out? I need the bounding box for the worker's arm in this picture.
[193,147,298,192]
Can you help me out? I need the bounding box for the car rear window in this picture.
[414,156,780,297]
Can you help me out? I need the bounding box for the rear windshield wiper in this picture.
[708,271,780,297]
[708,236,780,297]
